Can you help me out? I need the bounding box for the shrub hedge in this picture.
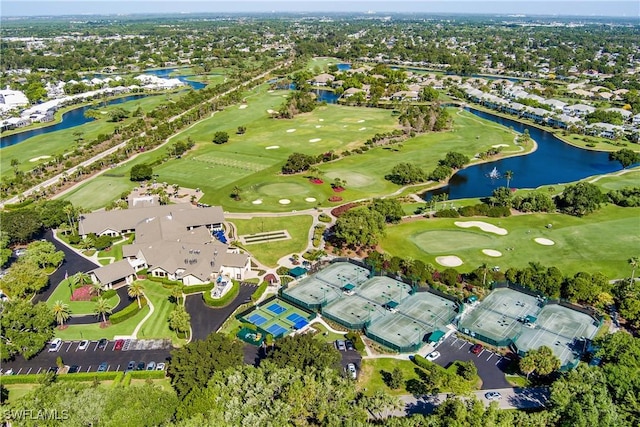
[147,276,182,286]
[109,297,147,324]
[345,332,366,352]
[203,280,239,307]
[112,371,124,387]
[182,283,215,295]
[0,372,119,384]
[122,372,132,387]
[102,289,117,299]
[251,281,268,303]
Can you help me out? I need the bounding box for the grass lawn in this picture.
[311,322,346,343]
[380,204,640,278]
[54,304,149,341]
[307,57,343,72]
[1,93,172,180]
[62,174,137,211]
[135,280,187,346]
[46,279,120,316]
[506,374,530,387]
[556,131,638,152]
[230,215,313,267]
[3,384,35,403]
[357,358,420,396]
[590,168,640,191]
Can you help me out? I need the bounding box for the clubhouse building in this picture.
[80,203,251,288]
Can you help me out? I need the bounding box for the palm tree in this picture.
[94,298,113,323]
[63,204,76,231]
[504,170,514,189]
[91,282,104,297]
[480,263,489,287]
[127,281,145,309]
[629,257,639,282]
[52,300,71,328]
[170,285,184,305]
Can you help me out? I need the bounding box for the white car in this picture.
[156,363,166,371]
[347,363,357,380]
[48,338,62,352]
[485,391,502,401]
[78,340,89,351]
[426,351,441,361]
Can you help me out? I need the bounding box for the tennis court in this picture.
[323,296,384,329]
[458,287,543,346]
[315,262,370,288]
[514,303,599,368]
[239,297,315,339]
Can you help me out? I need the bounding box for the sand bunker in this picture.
[319,119,324,122]
[309,138,321,143]
[482,249,503,257]
[357,119,365,123]
[265,145,280,150]
[315,125,322,128]
[252,199,263,205]
[534,238,555,246]
[305,197,317,202]
[286,129,296,133]
[239,105,248,109]
[29,155,51,162]
[455,221,508,235]
[267,90,274,93]
[436,256,463,267]
[492,144,509,148]
[267,109,277,114]
[359,127,367,131]
[279,199,291,205]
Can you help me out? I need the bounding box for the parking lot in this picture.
[1,339,172,376]
[432,335,512,390]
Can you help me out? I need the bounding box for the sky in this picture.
[1,0,639,17]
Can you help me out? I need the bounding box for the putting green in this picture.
[257,182,309,197]
[410,230,495,253]
[324,171,376,188]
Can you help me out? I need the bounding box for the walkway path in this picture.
[131,291,155,339]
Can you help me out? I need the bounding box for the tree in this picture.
[519,346,561,378]
[361,390,403,421]
[169,305,191,336]
[419,86,439,102]
[0,208,43,244]
[91,281,104,297]
[0,260,49,298]
[107,107,129,122]
[130,164,153,181]
[282,152,316,174]
[23,240,64,269]
[36,200,73,229]
[333,207,386,247]
[212,131,229,144]
[1,300,55,360]
[370,198,404,223]
[556,182,604,216]
[504,170,514,189]
[628,256,639,282]
[385,162,427,185]
[267,333,341,372]
[171,284,185,305]
[94,297,113,323]
[609,149,640,168]
[127,281,145,309]
[440,151,470,169]
[236,126,246,134]
[0,232,13,268]
[69,272,91,289]
[388,367,404,389]
[168,333,244,399]
[52,300,71,328]
[231,186,241,201]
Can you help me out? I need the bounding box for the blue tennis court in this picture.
[267,303,287,315]
[266,323,288,336]
[286,313,309,329]
[248,313,267,326]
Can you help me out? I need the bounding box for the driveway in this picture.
[184,283,256,341]
[432,335,512,390]
[33,230,99,303]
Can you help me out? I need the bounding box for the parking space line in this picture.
[495,357,502,365]
[26,367,32,375]
[451,338,459,346]
[17,368,23,374]
[116,364,120,371]
[478,349,485,357]
[36,367,42,374]
[459,342,467,349]
[65,342,73,352]
[87,365,91,372]
[94,342,99,351]
[486,353,494,361]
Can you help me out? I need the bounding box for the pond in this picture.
[423,108,622,200]
[1,68,205,148]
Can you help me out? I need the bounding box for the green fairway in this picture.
[230,214,313,267]
[380,204,640,278]
[307,57,343,72]
[590,168,640,191]
[46,279,120,316]
[62,174,137,211]
[0,93,174,180]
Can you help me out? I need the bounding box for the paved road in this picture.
[32,230,99,303]
[184,283,256,341]
[1,339,172,375]
[398,387,550,415]
[433,335,512,390]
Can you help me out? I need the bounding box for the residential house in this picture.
[309,73,335,87]
[548,114,583,129]
[632,113,640,126]
[585,122,624,139]
[605,107,632,121]
[563,104,596,117]
[88,260,136,289]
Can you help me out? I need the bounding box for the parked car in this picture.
[78,340,89,351]
[335,340,346,351]
[69,365,80,374]
[156,363,166,371]
[345,340,355,351]
[470,344,483,355]
[97,338,108,349]
[3,369,14,376]
[136,361,145,371]
[126,361,136,372]
[49,338,62,352]
[426,351,441,361]
[114,339,125,351]
[97,362,108,372]
[346,363,357,380]
[146,361,156,371]
[485,392,502,400]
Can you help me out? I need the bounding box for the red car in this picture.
[114,339,125,351]
[470,344,483,355]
